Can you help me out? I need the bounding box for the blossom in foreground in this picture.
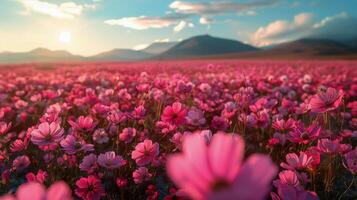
[97,151,126,169]
[30,122,64,146]
[309,87,344,113]
[131,140,159,166]
[166,133,277,200]
[0,181,72,200]
[75,176,105,200]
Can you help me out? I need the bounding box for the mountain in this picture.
[155,35,258,59]
[214,38,357,60]
[142,42,178,54]
[91,49,153,61]
[0,48,84,64]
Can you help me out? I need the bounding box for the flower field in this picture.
[0,60,356,200]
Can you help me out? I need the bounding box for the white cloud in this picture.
[174,20,194,32]
[17,0,95,19]
[199,17,213,24]
[313,12,348,28]
[132,44,150,50]
[104,16,178,30]
[169,0,278,15]
[154,38,171,43]
[250,12,313,46]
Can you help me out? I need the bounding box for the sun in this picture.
[59,31,72,44]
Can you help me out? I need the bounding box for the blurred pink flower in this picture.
[97,151,126,169]
[344,147,357,174]
[30,122,64,146]
[79,154,98,173]
[119,127,137,143]
[186,108,206,127]
[133,167,152,184]
[317,139,351,154]
[0,121,12,135]
[161,102,187,126]
[26,170,48,184]
[309,87,344,113]
[271,183,319,200]
[75,176,105,200]
[12,155,30,173]
[166,133,277,200]
[131,140,160,166]
[0,181,72,200]
[92,129,109,144]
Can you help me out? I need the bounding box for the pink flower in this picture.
[119,127,137,143]
[60,135,94,155]
[344,147,357,174]
[272,118,296,133]
[280,152,314,171]
[272,183,319,200]
[309,87,344,113]
[75,176,105,200]
[166,133,277,200]
[131,140,160,166]
[79,154,98,173]
[0,121,12,135]
[10,139,27,152]
[275,170,301,188]
[132,167,152,184]
[0,181,72,200]
[26,170,48,183]
[68,116,96,132]
[161,102,187,126]
[186,108,206,127]
[116,178,127,188]
[12,155,30,173]
[31,122,64,146]
[288,124,321,144]
[317,139,351,154]
[97,151,126,169]
[92,129,109,144]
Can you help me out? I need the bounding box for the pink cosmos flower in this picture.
[12,155,30,173]
[288,124,321,144]
[119,127,137,143]
[272,119,296,133]
[186,108,206,127]
[131,140,160,166]
[68,116,97,132]
[344,147,357,174]
[97,151,126,169]
[26,170,48,183]
[166,133,277,200]
[211,116,229,131]
[10,139,27,152]
[280,151,315,171]
[60,135,94,155]
[30,122,64,146]
[132,167,152,184]
[317,139,351,154]
[79,154,98,173]
[309,87,344,113]
[0,121,12,135]
[75,176,105,200]
[161,102,187,126]
[0,181,72,200]
[275,170,301,188]
[92,129,109,144]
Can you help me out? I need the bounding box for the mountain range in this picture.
[1,35,356,64]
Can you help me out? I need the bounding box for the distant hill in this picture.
[0,48,84,64]
[155,35,259,59]
[90,49,153,61]
[214,38,357,60]
[142,42,178,54]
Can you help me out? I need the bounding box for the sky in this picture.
[0,0,356,56]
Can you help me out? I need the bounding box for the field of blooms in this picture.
[0,60,356,200]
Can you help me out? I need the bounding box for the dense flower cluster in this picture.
[0,60,356,200]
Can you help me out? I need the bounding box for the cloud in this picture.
[169,0,279,15]
[104,16,180,30]
[154,38,171,43]
[250,12,357,46]
[132,44,150,50]
[250,12,313,46]
[18,0,95,19]
[199,17,214,25]
[174,20,194,32]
